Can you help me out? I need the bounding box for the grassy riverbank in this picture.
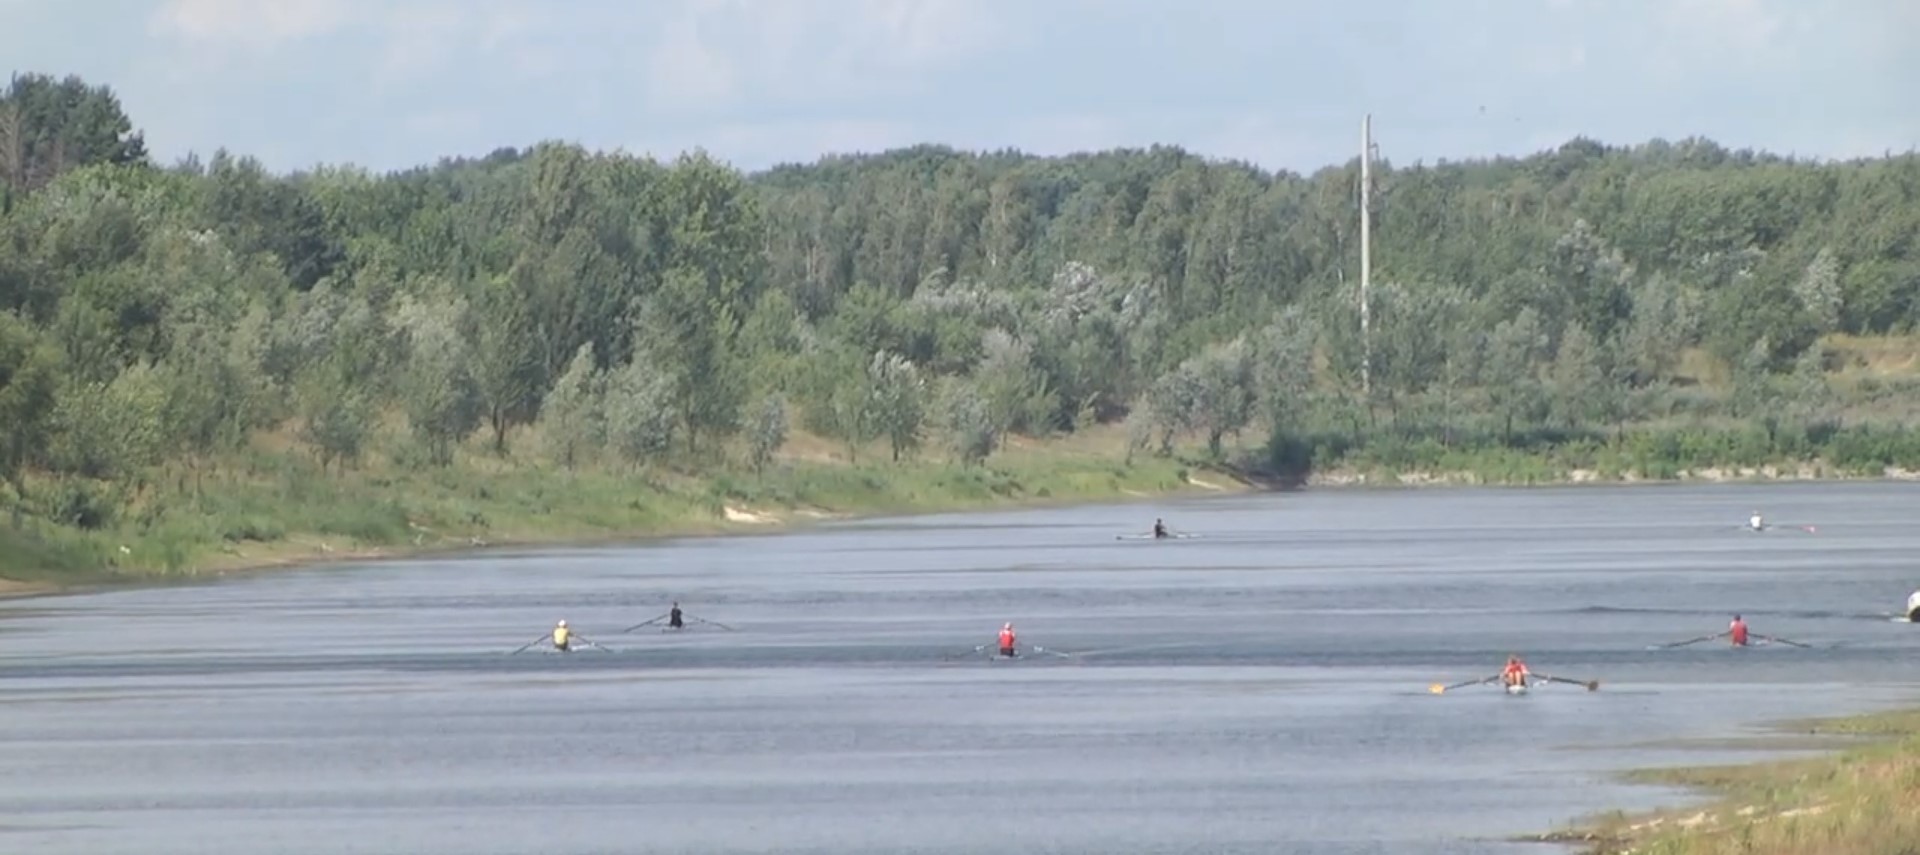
[1267,421,1920,489]
[1532,708,1920,854]
[0,423,1241,593]
[11,411,1920,595]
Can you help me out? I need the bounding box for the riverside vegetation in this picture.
[4,71,1920,585]
[1533,708,1920,855]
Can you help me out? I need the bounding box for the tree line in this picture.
[5,71,1920,533]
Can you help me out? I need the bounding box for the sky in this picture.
[4,0,1917,176]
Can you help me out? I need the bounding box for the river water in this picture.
[3,481,1918,854]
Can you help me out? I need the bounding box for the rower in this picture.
[1728,614,1749,647]
[552,620,571,652]
[1748,511,1765,531]
[998,622,1018,657]
[1152,518,1168,539]
[1501,654,1529,688]
[668,602,684,630]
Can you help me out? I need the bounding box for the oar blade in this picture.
[1654,633,1717,649]
[1544,675,1599,691]
[622,614,669,633]
[508,634,550,655]
[1432,675,1496,694]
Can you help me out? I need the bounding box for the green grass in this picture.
[0,424,1215,589]
[1534,708,1920,855]
[1278,421,1920,489]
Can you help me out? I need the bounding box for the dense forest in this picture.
[5,71,1920,571]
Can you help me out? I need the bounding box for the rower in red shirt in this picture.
[1501,654,1529,688]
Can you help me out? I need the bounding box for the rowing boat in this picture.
[1505,682,1529,696]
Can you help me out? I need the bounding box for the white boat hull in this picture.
[1906,590,1920,623]
[1505,682,1529,695]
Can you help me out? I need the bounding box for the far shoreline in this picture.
[0,463,1252,603]
[6,460,1916,604]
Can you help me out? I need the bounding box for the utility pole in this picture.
[1359,114,1374,396]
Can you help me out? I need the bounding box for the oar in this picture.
[508,635,549,655]
[622,613,671,633]
[1536,673,1600,691]
[574,637,613,652]
[943,644,989,660]
[1429,675,1498,694]
[1064,640,1206,658]
[1030,645,1073,658]
[687,614,736,632]
[1649,632,1722,650]
[1756,633,1811,648]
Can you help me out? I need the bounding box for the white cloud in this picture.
[1188,115,1340,170]
[646,8,743,109]
[1005,114,1127,156]
[642,0,1019,112]
[150,0,356,49]
[369,4,476,85]
[1519,42,1587,75]
[862,0,1007,69]
[1653,0,1788,69]
[29,1,1913,176]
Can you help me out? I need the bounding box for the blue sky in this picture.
[5,0,1917,175]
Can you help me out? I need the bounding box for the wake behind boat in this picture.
[1742,510,1816,534]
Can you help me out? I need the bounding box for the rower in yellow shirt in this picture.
[552,620,571,652]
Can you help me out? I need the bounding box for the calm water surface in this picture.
[3,481,1919,854]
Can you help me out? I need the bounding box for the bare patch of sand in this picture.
[723,506,779,524]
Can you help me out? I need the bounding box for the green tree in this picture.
[1549,322,1608,432]
[1486,308,1547,442]
[1249,306,1316,434]
[603,354,676,467]
[466,281,543,454]
[49,362,170,480]
[647,150,767,453]
[1794,247,1842,335]
[1619,273,1695,384]
[936,377,998,466]
[396,296,482,465]
[1183,338,1254,457]
[539,343,606,470]
[0,73,148,196]
[0,312,60,494]
[296,358,376,473]
[973,329,1056,438]
[865,350,925,463]
[744,392,789,474]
